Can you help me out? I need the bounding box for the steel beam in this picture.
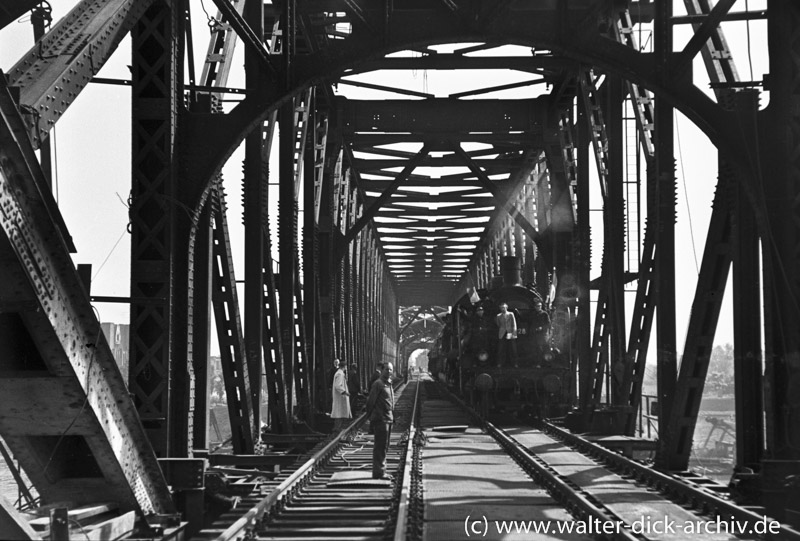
[575,102,595,415]
[279,101,297,429]
[210,186,256,453]
[761,1,800,464]
[242,0,269,435]
[208,0,275,76]
[344,55,579,75]
[731,159,763,470]
[303,106,321,415]
[664,177,733,469]
[128,0,184,458]
[653,0,678,471]
[341,145,430,250]
[338,97,545,135]
[0,77,174,515]
[192,196,213,451]
[452,145,539,243]
[605,74,627,406]
[673,0,737,75]
[8,0,155,148]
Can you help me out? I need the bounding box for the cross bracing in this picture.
[1,0,800,533]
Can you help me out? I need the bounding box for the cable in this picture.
[68,518,91,541]
[43,312,103,478]
[91,227,128,281]
[51,125,59,202]
[673,111,700,274]
[198,0,222,31]
[745,0,754,82]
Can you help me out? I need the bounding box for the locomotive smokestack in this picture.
[500,256,522,287]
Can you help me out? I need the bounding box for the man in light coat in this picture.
[495,302,518,367]
[331,364,351,431]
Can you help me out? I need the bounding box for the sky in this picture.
[0,0,770,359]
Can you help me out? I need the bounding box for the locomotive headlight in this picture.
[478,350,489,362]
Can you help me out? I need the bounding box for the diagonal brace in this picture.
[673,0,737,75]
[452,144,539,242]
[210,0,276,75]
[342,0,376,33]
[399,307,426,338]
[340,144,430,249]
[9,0,156,148]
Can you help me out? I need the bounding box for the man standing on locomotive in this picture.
[495,302,518,367]
[530,298,551,363]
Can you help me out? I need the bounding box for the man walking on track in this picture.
[367,361,395,481]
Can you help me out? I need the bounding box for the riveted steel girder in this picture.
[338,98,545,137]
[8,0,155,148]
[0,77,174,515]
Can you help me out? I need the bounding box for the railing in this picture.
[637,393,659,439]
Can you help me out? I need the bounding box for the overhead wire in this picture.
[673,111,700,275]
[91,194,132,280]
[745,0,754,82]
[92,227,128,281]
[51,126,59,202]
[42,307,103,479]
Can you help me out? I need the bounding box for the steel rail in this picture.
[206,381,410,541]
[485,421,640,541]
[444,378,800,540]
[541,421,800,541]
[393,375,421,541]
[440,386,639,541]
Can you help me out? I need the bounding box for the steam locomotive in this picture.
[429,258,574,419]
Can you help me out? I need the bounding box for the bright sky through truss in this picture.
[0,0,770,357]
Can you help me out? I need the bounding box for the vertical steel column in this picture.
[654,0,678,470]
[606,74,627,405]
[210,185,256,452]
[30,4,53,187]
[731,156,763,470]
[192,197,212,450]
[279,100,297,421]
[524,181,536,285]
[366,232,373,367]
[761,0,800,464]
[355,228,365,367]
[129,0,182,457]
[316,141,340,413]
[242,0,266,435]
[345,194,358,366]
[334,166,350,360]
[534,170,550,296]
[577,92,593,412]
[371,233,379,375]
[303,99,319,417]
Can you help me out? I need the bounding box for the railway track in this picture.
[193,377,800,540]
[193,378,420,541]
[420,380,800,541]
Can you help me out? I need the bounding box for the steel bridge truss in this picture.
[1,0,800,532]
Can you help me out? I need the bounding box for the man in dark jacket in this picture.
[347,362,360,412]
[366,362,395,481]
[530,299,551,362]
[368,362,384,389]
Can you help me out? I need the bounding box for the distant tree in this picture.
[707,343,734,394]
